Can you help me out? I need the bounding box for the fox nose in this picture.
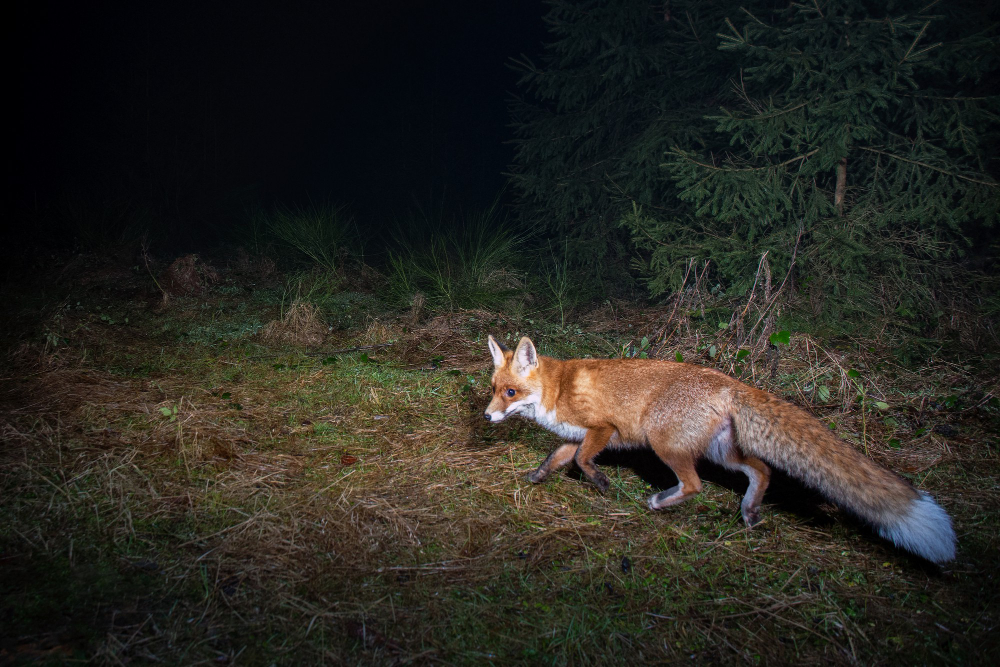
[483,412,491,421]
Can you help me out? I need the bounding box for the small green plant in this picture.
[845,369,888,456]
[768,330,790,346]
[622,336,650,359]
[159,405,179,422]
[99,311,127,326]
[846,369,867,453]
[43,330,64,351]
[459,374,477,393]
[734,348,750,376]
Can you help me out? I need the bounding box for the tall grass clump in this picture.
[388,202,526,311]
[543,239,577,328]
[265,202,358,272]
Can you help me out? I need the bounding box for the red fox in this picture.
[484,335,956,564]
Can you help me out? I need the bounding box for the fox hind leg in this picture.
[528,444,578,484]
[648,452,703,510]
[704,416,771,526]
[733,455,770,526]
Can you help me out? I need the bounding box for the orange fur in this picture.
[485,335,956,564]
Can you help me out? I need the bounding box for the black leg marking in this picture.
[527,444,578,484]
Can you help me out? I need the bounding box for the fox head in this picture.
[484,335,542,422]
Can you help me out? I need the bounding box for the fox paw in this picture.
[526,469,548,484]
[742,506,762,527]
[590,472,610,494]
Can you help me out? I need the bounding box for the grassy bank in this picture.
[1,250,998,665]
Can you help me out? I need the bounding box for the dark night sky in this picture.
[16,1,549,218]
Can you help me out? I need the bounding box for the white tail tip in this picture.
[878,492,956,564]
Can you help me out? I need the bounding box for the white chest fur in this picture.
[530,403,588,442]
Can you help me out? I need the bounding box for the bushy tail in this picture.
[733,388,956,564]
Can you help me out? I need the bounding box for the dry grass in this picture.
[396,311,498,371]
[162,254,220,296]
[259,301,327,347]
[1,260,998,665]
[232,247,277,281]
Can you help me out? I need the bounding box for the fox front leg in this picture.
[574,425,616,493]
[527,444,579,483]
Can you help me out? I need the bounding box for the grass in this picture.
[387,202,527,313]
[0,249,998,665]
[257,202,359,273]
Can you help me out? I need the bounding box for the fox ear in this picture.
[512,337,538,376]
[487,335,507,368]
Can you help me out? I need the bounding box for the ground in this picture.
[0,252,998,665]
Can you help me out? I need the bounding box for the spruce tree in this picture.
[623,0,999,324]
[508,0,744,293]
[512,1,999,328]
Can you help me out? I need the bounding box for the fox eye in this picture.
[506,388,516,397]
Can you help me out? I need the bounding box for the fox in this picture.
[484,335,956,564]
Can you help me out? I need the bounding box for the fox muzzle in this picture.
[484,410,507,423]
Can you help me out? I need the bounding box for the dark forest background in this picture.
[15,0,544,227]
[11,0,1000,339]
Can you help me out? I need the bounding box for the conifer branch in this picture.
[858,147,998,187]
[722,100,809,121]
[900,93,991,101]
[724,17,742,40]
[899,22,941,64]
[673,148,820,173]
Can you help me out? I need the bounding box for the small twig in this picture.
[745,228,802,338]
[140,233,169,301]
[652,258,705,355]
[898,21,935,64]
[675,147,820,173]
